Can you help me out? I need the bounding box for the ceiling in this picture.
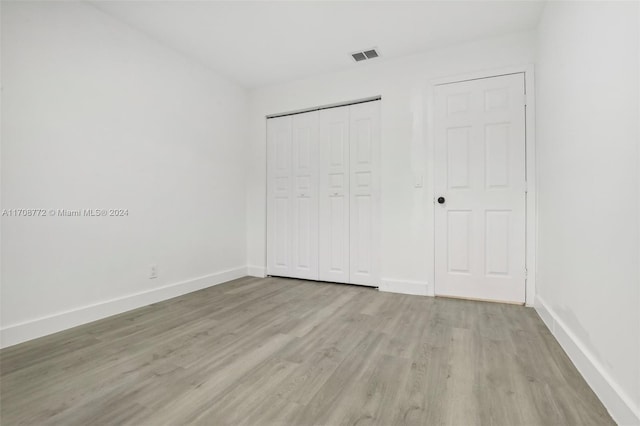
[90,1,546,88]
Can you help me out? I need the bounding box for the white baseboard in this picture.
[379,278,431,296]
[536,296,640,426]
[246,265,267,278]
[0,266,248,349]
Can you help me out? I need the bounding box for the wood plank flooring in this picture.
[0,277,614,425]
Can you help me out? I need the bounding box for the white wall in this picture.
[0,1,248,347]
[246,31,536,295]
[535,2,640,424]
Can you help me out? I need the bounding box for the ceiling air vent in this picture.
[363,49,379,59]
[351,48,380,62]
[351,52,367,62]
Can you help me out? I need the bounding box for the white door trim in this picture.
[426,64,536,306]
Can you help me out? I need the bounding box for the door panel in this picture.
[267,116,292,276]
[329,196,347,271]
[319,107,350,283]
[447,210,471,274]
[485,123,510,189]
[447,126,471,189]
[349,102,380,286]
[291,112,319,279]
[485,210,510,276]
[434,73,526,303]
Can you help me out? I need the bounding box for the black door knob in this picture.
[437,197,445,204]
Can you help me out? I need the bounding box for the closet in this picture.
[266,100,380,287]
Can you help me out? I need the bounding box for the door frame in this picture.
[426,64,536,306]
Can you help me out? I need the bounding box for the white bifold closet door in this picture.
[318,106,350,283]
[347,101,380,286]
[291,112,319,280]
[267,101,380,286]
[267,111,319,280]
[266,115,293,277]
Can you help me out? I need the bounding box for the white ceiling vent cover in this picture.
[363,49,379,59]
[351,48,380,62]
[352,52,367,62]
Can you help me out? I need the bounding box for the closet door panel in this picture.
[349,102,380,286]
[291,111,319,280]
[319,107,350,283]
[266,116,292,276]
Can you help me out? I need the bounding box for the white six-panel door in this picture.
[291,112,319,279]
[318,107,351,283]
[349,102,380,286]
[266,115,293,277]
[434,73,526,304]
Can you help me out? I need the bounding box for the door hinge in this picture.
[525,267,528,278]
[523,94,527,106]
[524,181,528,194]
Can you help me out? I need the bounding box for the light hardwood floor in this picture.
[1,277,614,425]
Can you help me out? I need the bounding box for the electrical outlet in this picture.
[149,265,158,279]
